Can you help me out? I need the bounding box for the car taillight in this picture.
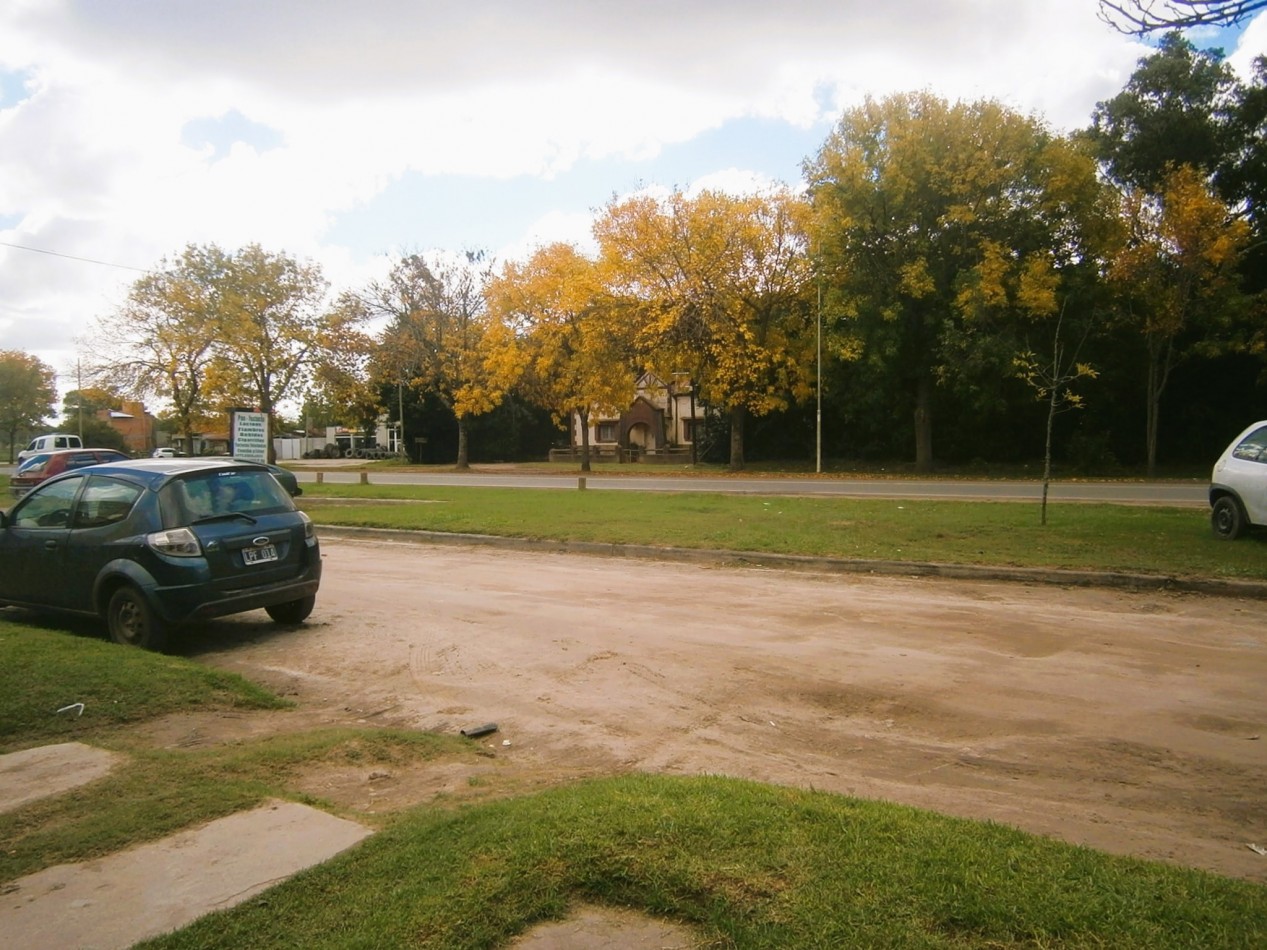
[147,527,202,557]
[299,511,314,540]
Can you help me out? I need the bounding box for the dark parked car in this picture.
[264,463,301,497]
[11,448,132,498]
[0,457,321,650]
[203,456,300,496]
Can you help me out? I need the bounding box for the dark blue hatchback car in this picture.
[0,457,321,650]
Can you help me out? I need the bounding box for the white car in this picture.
[1209,420,1267,539]
[152,447,177,458]
[18,433,83,464]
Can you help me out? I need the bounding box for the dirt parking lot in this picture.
[159,537,1267,882]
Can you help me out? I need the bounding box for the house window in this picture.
[597,423,617,443]
[681,419,697,443]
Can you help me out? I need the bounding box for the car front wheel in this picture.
[1211,496,1247,541]
[265,595,316,625]
[107,586,169,651]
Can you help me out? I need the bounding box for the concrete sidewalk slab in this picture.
[0,742,121,814]
[0,800,372,950]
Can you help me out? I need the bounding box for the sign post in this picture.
[230,410,269,464]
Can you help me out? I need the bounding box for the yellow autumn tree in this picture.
[1110,164,1251,474]
[207,245,338,426]
[595,188,815,471]
[485,243,635,472]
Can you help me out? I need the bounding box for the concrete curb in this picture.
[313,524,1267,600]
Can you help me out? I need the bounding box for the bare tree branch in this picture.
[1100,1,1267,34]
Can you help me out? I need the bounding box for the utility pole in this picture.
[76,359,83,441]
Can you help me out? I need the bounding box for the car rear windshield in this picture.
[164,469,295,523]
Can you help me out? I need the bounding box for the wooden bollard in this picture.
[360,470,369,485]
[578,476,586,490]
[316,471,324,484]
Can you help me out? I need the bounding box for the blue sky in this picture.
[324,114,832,258]
[0,0,1264,408]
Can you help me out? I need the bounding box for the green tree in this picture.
[62,386,122,418]
[306,293,381,440]
[0,350,56,462]
[89,245,224,450]
[359,251,506,469]
[59,386,123,440]
[1087,33,1241,200]
[61,415,128,453]
[595,189,815,471]
[1225,55,1267,271]
[806,93,1103,471]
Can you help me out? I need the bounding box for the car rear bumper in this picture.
[149,559,322,623]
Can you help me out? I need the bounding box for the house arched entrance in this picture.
[627,421,656,453]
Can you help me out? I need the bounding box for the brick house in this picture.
[98,400,157,456]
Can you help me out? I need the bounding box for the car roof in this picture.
[21,447,127,457]
[50,456,274,488]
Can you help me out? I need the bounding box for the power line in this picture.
[0,240,152,273]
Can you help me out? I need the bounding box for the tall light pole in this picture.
[76,359,84,441]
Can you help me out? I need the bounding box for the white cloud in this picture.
[1229,10,1267,78]
[0,0,1185,399]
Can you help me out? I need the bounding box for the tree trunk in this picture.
[1042,385,1057,527]
[1145,358,1159,478]
[455,415,469,470]
[914,375,933,472]
[578,408,591,473]
[1144,337,1173,479]
[728,405,746,472]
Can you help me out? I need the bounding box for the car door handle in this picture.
[44,540,58,551]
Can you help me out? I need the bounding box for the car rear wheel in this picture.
[1211,496,1247,540]
[107,586,169,651]
[265,595,316,625]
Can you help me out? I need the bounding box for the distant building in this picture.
[98,400,157,456]
[555,372,705,463]
[170,431,231,456]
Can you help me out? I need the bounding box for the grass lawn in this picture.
[143,775,1267,949]
[296,483,1267,581]
[0,622,285,750]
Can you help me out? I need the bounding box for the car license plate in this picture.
[243,544,278,565]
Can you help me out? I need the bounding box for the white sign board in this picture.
[232,411,269,463]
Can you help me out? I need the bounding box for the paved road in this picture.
[293,468,1209,506]
[0,462,1209,506]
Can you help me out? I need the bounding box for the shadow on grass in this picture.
[0,604,306,659]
